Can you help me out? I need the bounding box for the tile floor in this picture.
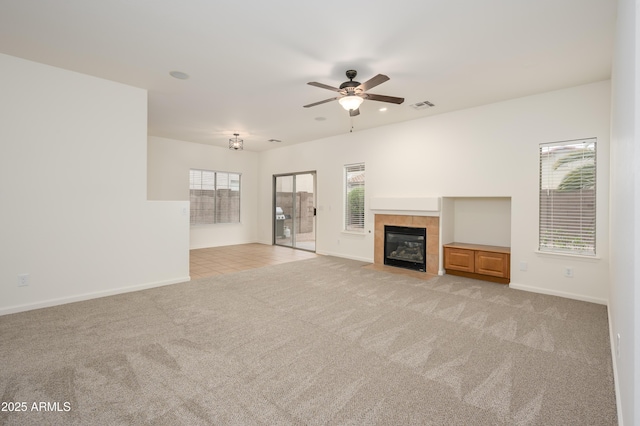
[189,243,320,279]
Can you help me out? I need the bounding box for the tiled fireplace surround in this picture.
[374,214,440,275]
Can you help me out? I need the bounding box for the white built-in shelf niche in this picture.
[441,197,512,248]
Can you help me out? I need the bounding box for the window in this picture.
[539,138,596,255]
[189,169,240,225]
[345,163,365,232]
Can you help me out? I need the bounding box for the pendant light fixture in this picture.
[229,133,243,151]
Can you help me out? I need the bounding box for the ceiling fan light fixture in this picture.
[229,133,243,151]
[338,95,364,111]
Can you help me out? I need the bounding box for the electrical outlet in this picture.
[616,333,621,358]
[564,267,573,278]
[519,261,528,271]
[18,273,29,287]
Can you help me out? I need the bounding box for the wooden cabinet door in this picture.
[475,251,509,278]
[444,247,475,272]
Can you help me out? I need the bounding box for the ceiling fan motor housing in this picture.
[340,70,361,93]
[339,81,361,91]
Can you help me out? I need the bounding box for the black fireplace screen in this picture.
[384,226,426,272]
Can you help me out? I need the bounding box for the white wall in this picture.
[148,136,259,249]
[257,134,376,260]
[258,81,611,304]
[450,197,511,247]
[0,54,189,315]
[609,0,639,424]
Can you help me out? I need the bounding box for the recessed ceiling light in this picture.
[169,71,189,80]
[379,107,388,112]
[315,117,326,121]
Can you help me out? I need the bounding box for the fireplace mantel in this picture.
[370,197,440,216]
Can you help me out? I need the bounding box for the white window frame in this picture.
[189,169,241,225]
[539,138,596,255]
[344,163,365,233]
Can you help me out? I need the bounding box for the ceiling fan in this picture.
[303,70,404,117]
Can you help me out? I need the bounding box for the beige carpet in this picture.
[0,256,617,425]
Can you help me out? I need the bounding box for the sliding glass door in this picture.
[274,172,316,252]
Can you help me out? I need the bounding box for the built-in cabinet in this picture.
[443,242,510,284]
[439,196,511,277]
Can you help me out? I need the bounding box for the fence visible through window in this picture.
[190,169,240,225]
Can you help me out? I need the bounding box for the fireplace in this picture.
[384,225,426,272]
[374,215,439,275]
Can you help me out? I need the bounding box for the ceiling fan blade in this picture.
[303,97,340,108]
[308,81,342,92]
[357,74,390,92]
[363,93,405,104]
[349,108,360,117]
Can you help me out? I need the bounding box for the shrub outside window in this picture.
[539,139,596,255]
[345,163,365,232]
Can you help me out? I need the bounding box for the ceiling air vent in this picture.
[409,100,435,110]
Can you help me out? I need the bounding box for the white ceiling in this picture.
[0,1,616,152]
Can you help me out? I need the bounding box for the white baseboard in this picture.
[0,276,191,316]
[190,240,256,250]
[607,307,623,426]
[508,282,608,305]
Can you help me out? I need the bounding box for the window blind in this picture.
[345,163,365,232]
[190,169,241,225]
[215,172,240,223]
[539,139,596,255]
